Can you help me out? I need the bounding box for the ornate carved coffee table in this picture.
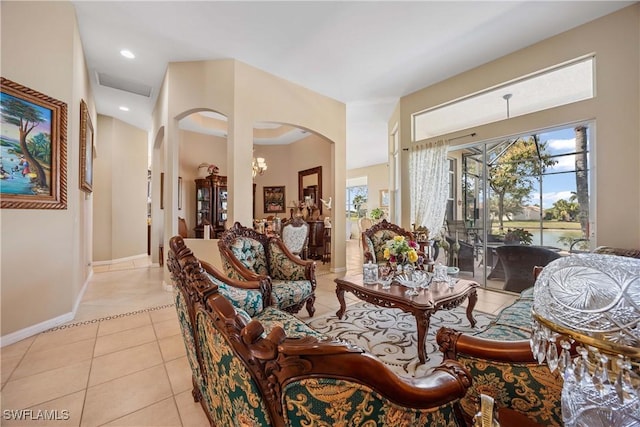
[334,274,478,364]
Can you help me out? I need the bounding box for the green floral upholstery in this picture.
[174,290,215,416]
[255,306,325,339]
[475,288,533,340]
[196,311,273,427]
[368,230,400,264]
[206,272,264,317]
[454,354,563,427]
[282,378,460,426]
[221,256,246,282]
[268,241,308,281]
[218,229,315,316]
[271,280,313,311]
[451,287,563,426]
[229,237,269,276]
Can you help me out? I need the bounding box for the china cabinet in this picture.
[195,175,227,238]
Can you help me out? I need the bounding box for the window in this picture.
[346,177,368,219]
[413,56,594,141]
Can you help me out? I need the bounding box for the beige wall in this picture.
[153,59,347,279]
[93,116,148,261]
[178,129,332,237]
[178,130,227,237]
[395,4,640,248]
[1,1,94,339]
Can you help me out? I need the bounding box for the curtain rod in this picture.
[402,132,477,150]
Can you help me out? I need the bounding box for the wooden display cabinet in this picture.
[194,175,227,238]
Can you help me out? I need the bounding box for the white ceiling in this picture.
[72,1,633,169]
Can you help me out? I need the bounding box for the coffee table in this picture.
[334,274,478,364]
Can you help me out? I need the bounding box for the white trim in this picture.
[1,270,94,347]
[1,311,74,347]
[330,266,347,273]
[92,253,149,266]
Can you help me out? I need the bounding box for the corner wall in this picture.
[1,1,95,340]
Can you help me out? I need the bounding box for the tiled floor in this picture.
[0,240,517,426]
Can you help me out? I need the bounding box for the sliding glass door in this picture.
[449,123,592,289]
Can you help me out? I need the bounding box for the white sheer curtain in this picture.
[409,139,449,236]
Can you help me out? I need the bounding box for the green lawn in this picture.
[492,220,581,231]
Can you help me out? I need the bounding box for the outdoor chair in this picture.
[496,245,561,293]
[218,222,316,316]
[362,219,419,265]
[281,216,309,259]
[445,235,475,277]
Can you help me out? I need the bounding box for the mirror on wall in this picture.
[298,166,322,215]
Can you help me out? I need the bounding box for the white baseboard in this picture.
[331,266,347,273]
[1,311,74,347]
[1,270,93,348]
[93,253,149,266]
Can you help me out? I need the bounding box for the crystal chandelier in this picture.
[252,156,267,178]
[530,254,640,427]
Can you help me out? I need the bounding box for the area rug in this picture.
[306,302,494,378]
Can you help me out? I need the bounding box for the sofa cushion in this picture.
[268,241,308,280]
[255,306,325,340]
[474,287,534,341]
[271,280,313,310]
[206,272,264,316]
[229,237,269,276]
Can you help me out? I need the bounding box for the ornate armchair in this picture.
[361,219,417,265]
[281,216,309,259]
[218,222,316,317]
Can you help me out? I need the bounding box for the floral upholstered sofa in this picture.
[168,235,475,427]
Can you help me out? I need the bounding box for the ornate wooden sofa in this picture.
[168,235,475,427]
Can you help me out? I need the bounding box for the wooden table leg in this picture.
[416,311,432,364]
[336,284,347,319]
[466,288,478,328]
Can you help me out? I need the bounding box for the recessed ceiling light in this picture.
[120,49,135,59]
[119,106,130,112]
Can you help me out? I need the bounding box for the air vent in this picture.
[96,72,152,98]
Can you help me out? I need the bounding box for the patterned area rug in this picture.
[306,302,494,378]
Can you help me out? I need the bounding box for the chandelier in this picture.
[252,156,267,178]
[531,254,640,427]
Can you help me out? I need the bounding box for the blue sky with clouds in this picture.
[526,126,587,208]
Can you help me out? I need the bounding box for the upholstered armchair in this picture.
[218,222,316,317]
[281,216,309,259]
[361,219,418,265]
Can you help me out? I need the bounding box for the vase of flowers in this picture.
[383,235,419,268]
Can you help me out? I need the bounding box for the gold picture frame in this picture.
[79,99,94,193]
[0,77,67,209]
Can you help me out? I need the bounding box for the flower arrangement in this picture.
[504,228,533,245]
[383,235,419,264]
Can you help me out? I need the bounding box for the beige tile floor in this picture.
[0,240,517,426]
